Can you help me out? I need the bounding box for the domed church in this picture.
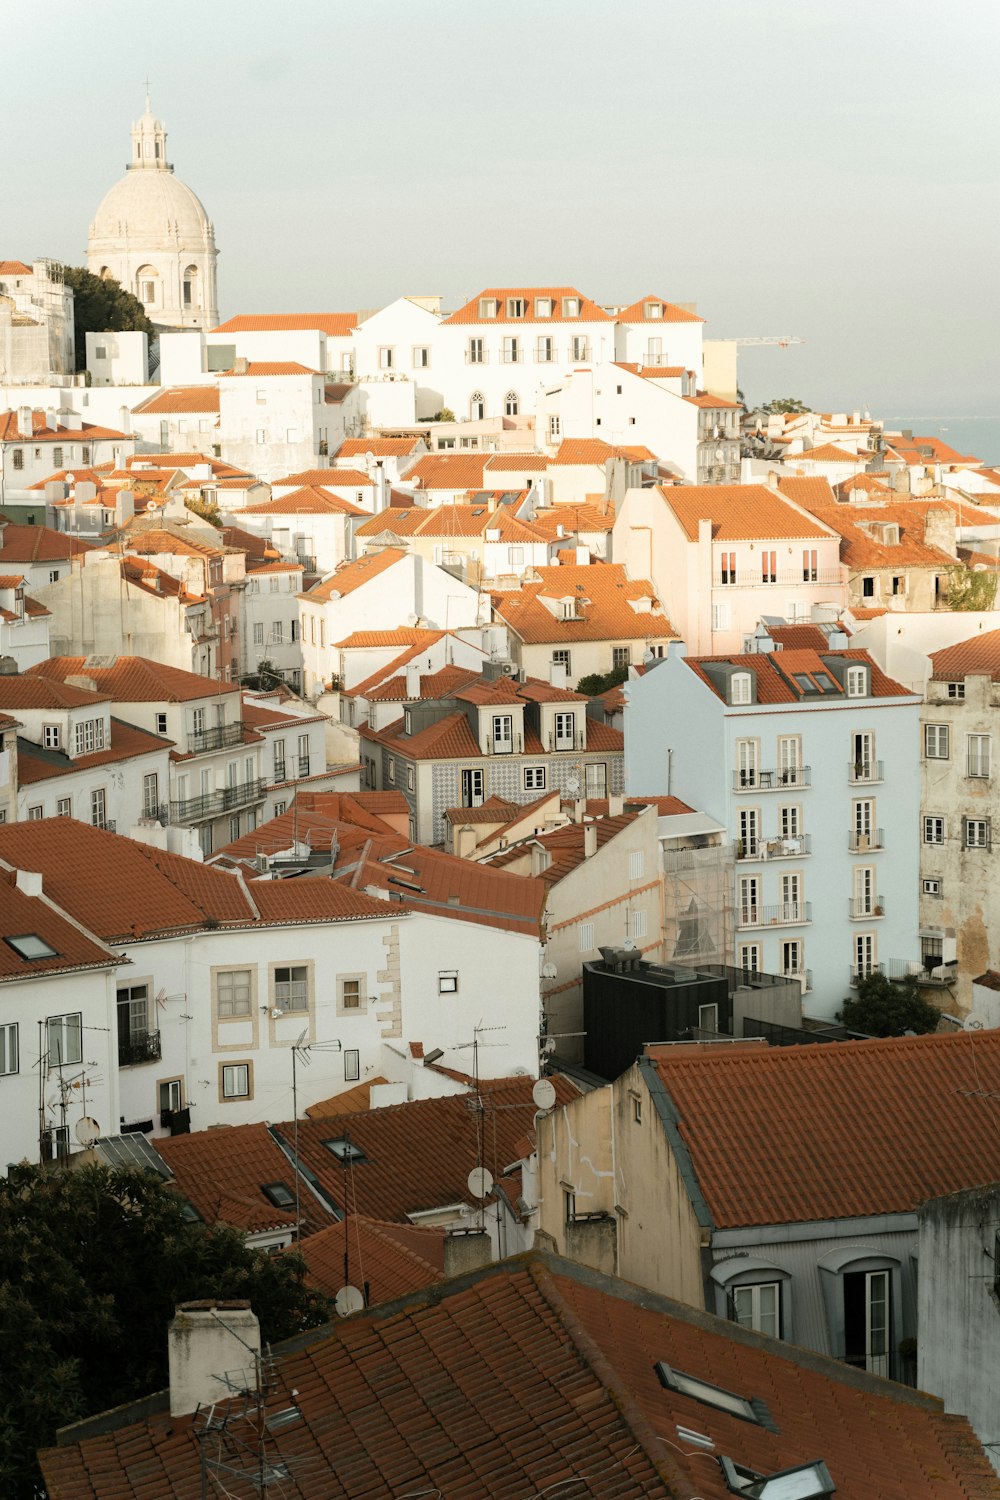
[87,97,219,332]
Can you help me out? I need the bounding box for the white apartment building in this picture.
[0,407,133,507]
[0,259,75,383]
[626,641,923,1021]
[244,560,307,688]
[216,362,360,482]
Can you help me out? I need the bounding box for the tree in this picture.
[946,565,999,612]
[0,1163,331,1498]
[576,665,629,697]
[839,971,941,1037]
[62,266,156,371]
[759,396,812,415]
[431,407,456,423]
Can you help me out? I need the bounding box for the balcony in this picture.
[486,735,522,755]
[848,760,884,785]
[849,896,886,919]
[169,778,267,825]
[736,834,811,861]
[884,957,956,987]
[187,720,244,754]
[92,819,116,833]
[733,767,811,792]
[118,1030,161,1067]
[736,902,812,929]
[848,829,885,852]
[849,964,884,987]
[547,731,586,752]
[465,349,489,364]
[781,968,812,992]
[717,570,843,588]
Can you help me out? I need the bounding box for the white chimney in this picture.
[45,407,57,432]
[168,1301,261,1418]
[17,406,32,439]
[405,662,422,698]
[15,870,42,897]
[549,659,567,689]
[584,822,598,857]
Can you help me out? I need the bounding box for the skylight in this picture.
[323,1138,366,1163]
[654,1362,771,1426]
[720,1456,835,1498]
[792,674,819,694]
[261,1181,295,1208]
[5,933,58,960]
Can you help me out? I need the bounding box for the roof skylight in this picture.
[5,933,58,960]
[720,1456,835,1498]
[654,1362,773,1427]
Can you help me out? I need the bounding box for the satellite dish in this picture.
[532,1078,557,1112]
[541,962,558,979]
[623,937,637,951]
[964,1013,990,1031]
[566,776,581,796]
[334,1285,365,1317]
[270,1008,284,1020]
[364,451,376,469]
[75,1116,100,1146]
[467,1166,494,1199]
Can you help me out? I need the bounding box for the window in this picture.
[7,932,57,960]
[720,551,737,585]
[406,766,414,791]
[965,817,991,849]
[478,297,498,319]
[524,766,546,791]
[947,681,966,699]
[272,622,284,645]
[585,762,607,798]
[654,1363,766,1425]
[156,712,168,736]
[612,646,630,672]
[141,773,159,818]
[502,336,520,364]
[229,816,240,842]
[253,622,264,645]
[781,939,802,976]
[554,712,575,749]
[802,549,818,582]
[0,1022,18,1075]
[632,1094,642,1123]
[777,736,801,782]
[564,1189,576,1221]
[739,943,761,975]
[698,1002,719,1033]
[923,877,942,897]
[736,739,759,788]
[730,673,752,705]
[924,723,949,759]
[42,724,60,749]
[412,346,430,368]
[732,1282,780,1338]
[924,816,945,845]
[377,346,394,370]
[90,788,107,828]
[73,718,106,755]
[273,739,286,780]
[491,714,513,751]
[468,338,485,364]
[222,1063,251,1099]
[47,1013,82,1066]
[504,390,519,417]
[629,851,645,880]
[49,569,59,583]
[461,768,484,807]
[536,337,555,363]
[438,972,458,993]
[274,965,308,1011]
[324,1137,365,1162]
[548,415,561,440]
[968,734,991,778]
[12,449,23,470]
[552,648,571,675]
[387,758,395,785]
[534,297,553,318]
[579,922,595,952]
[27,805,43,821]
[862,576,875,598]
[339,976,364,1011]
[469,390,486,420]
[506,297,526,318]
[761,551,777,584]
[217,969,252,1018]
[344,1049,360,1082]
[571,335,589,360]
[631,909,648,940]
[563,297,580,317]
[52,446,63,467]
[56,797,71,817]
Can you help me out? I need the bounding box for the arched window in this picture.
[135,266,159,306]
[470,391,486,421]
[504,391,519,418]
[98,266,113,281]
[182,264,199,309]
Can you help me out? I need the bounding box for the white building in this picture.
[626,640,923,1020]
[87,97,219,332]
[0,407,133,507]
[217,363,360,482]
[0,259,75,383]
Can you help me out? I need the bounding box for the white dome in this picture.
[89,169,214,251]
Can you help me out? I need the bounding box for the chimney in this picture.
[608,794,624,816]
[573,796,586,824]
[17,406,32,439]
[45,407,57,432]
[15,870,42,897]
[549,659,567,689]
[118,405,131,436]
[234,356,250,375]
[443,1229,492,1278]
[584,822,598,858]
[766,470,780,490]
[404,662,421,698]
[168,1300,261,1418]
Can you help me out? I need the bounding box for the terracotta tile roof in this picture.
[687,647,912,704]
[0,259,32,276]
[28,655,239,703]
[930,629,1000,682]
[485,451,549,471]
[0,676,109,711]
[278,1076,579,1221]
[776,475,839,510]
[357,503,538,542]
[616,293,704,323]
[405,452,489,490]
[309,468,373,488]
[850,605,888,619]
[443,794,519,825]
[117,557,203,603]
[271,468,353,488]
[239,700,320,729]
[0,523,95,563]
[212,312,358,336]
[0,867,118,983]
[491,564,675,644]
[530,503,615,535]
[334,627,441,649]
[296,1215,445,1300]
[765,623,833,650]
[353,508,426,538]
[219,523,276,557]
[26,466,109,492]
[218,360,320,377]
[974,969,1000,991]
[660,484,835,543]
[243,559,304,576]
[240,485,368,516]
[810,503,957,570]
[305,1077,390,1118]
[787,442,865,464]
[349,838,549,935]
[441,285,612,325]
[0,410,128,442]
[154,1123,331,1236]
[111,527,230,559]
[552,438,653,465]
[132,386,220,415]
[17,717,170,785]
[211,793,402,866]
[44,1247,998,1500]
[887,434,982,466]
[303,547,407,602]
[684,392,741,409]
[124,453,250,476]
[651,1030,1000,1229]
[833,471,893,498]
[490,811,641,884]
[336,437,422,458]
[361,664,480,702]
[615,361,688,379]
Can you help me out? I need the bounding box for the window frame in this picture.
[0,1021,18,1076]
[220,1061,252,1100]
[924,723,949,759]
[46,1012,82,1067]
[337,973,367,1015]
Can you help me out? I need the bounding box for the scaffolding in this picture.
[662,839,734,966]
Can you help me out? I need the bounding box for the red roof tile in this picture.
[0,260,32,276]
[155,1122,330,1236]
[218,361,319,377]
[336,438,423,458]
[651,1030,1000,1227]
[132,386,220,415]
[491,564,675,644]
[405,452,490,490]
[212,312,358,336]
[930,629,1000,682]
[17,717,170,785]
[303,547,407,602]
[240,485,368,516]
[296,1215,445,1300]
[0,867,118,982]
[660,484,835,543]
[616,293,705,323]
[28,655,239,703]
[685,647,912,704]
[0,523,95,563]
[441,285,613,325]
[0,410,128,442]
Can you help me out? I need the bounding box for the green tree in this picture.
[760,396,812,415]
[839,971,941,1037]
[0,1163,331,1498]
[946,565,999,612]
[576,665,629,697]
[62,266,156,371]
[431,407,456,423]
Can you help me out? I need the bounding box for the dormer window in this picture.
[645,301,663,319]
[846,665,868,697]
[730,672,752,705]
[478,298,498,319]
[506,297,526,318]
[534,297,553,318]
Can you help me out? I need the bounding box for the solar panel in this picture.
[95,1132,172,1179]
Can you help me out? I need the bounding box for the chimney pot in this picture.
[168,1301,261,1418]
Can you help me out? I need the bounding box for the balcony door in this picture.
[736,740,758,789]
[844,1269,890,1377]
[739,808,758,857]
[117,984,150,1064]
[852,731,874,779]
[739,875,760,926]
[461,768,484,808]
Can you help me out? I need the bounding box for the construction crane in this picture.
[728,336,804,348]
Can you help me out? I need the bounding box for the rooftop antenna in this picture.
[290,1033,341,1245]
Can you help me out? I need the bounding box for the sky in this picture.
[3,0,998,416]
